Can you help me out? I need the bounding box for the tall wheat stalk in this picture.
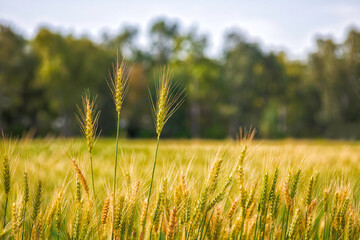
[76,92,100,201]
[141,66,184,239]
[76,92,100,240]
[108,55,130,239]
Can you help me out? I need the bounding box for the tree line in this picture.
[0,19,359,139]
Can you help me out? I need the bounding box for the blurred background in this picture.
[0,0,360,139]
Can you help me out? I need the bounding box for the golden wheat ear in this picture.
[107,53,131,116]
[149,66,185,137]
[75,90,100,154]
[71,159,90,198]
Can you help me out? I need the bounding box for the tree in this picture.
[0,25,40,135]
[32,28,112,135]
[150,19,179,64]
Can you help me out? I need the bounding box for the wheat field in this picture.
[7,138,360,197]
[1,137,360,239]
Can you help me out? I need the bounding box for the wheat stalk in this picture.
[107,55,131,240]
[76,91,100,201]
[141,66,184,238]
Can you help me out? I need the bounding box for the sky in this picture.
[1,0,360,59]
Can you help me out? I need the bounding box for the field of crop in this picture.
[6,138,360,195]
[1,138,360,239]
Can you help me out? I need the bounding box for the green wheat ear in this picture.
[2,154,10,195]
[2,153,10,228]
[149,66,185,137]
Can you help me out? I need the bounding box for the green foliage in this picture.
[1,21,360,138]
